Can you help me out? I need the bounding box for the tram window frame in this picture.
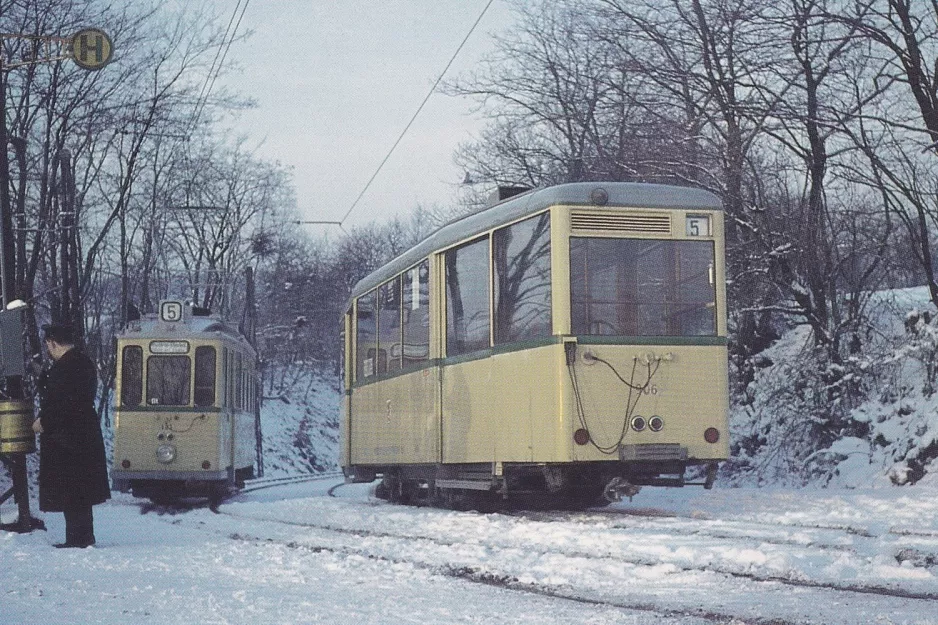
[120,345,143,407]
[194,346,216,407]
[234,351,243,410]
[570,237,717,337]
[445,236,492,356]
[242,361,248,410]
[146,355,192,406]
[225,349,235,410]
[356,290,378,380]
[221,347,229,407]
[401,260,430,369]
[493,212,552,344]
[378,277,402,374]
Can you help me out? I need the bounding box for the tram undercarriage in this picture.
[349,460,719,511]
[116,466,255,505]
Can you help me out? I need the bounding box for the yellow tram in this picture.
[341,183,729,509]
[111,300,260,503]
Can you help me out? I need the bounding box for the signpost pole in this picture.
[0,27,112,533]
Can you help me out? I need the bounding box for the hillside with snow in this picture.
[728,286,938,489]
[256,372,342,477]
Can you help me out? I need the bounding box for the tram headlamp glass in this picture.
[156,444,177,464]
[631,416,646,432]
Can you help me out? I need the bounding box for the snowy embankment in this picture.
[3,480,938,625]
[256,371,342,476]
[730,285,938,487]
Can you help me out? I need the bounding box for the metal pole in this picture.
[0,51,14,306]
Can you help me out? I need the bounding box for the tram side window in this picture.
[222,347,229,406]
[234,352,243,410]
[121,345,143,407]
[342,308,351,385]
[242,363,249,410]
[378,277,402,374]
[570,238,716,337]
[446,236,491,356]
[147,356,191,406]
[248,365,255,410]
[356,290,377,379]
[494,212,552,344]
[402,260,430,368]
[194,346,216,407]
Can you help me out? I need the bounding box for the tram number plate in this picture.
[686,215,711,237]
[160,301,183,322]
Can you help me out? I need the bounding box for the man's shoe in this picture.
[53,540,94,548]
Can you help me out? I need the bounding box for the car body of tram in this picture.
[111,300,260,503]
[342,182,729,508]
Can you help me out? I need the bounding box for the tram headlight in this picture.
[631,416,646,432]
[649,416,664,432]
[156,444,177,464]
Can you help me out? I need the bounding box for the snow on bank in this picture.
[731,285,938,487]
[258,371,341,476]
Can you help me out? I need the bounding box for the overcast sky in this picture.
[211,0,514,229]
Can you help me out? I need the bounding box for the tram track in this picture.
[506,503,938,582]
[183,513,798,625]
[507,507,938,563]
[160,501,936,625]
[238,471,344,496]
[208,492,938,605]
[138,476,938,604]
[573,505,938,541]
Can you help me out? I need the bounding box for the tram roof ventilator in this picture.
[486,185,531,206]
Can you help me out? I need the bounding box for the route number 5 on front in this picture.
[686,215,711,237]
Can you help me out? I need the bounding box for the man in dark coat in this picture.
[32,324,110,548]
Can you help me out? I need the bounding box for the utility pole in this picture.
[0,28,113,533]
[240,267,263,478]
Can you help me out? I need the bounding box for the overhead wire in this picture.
[188,0,252,136]
[339,0,496,226]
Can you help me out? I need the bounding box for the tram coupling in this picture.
[603,477,641,503]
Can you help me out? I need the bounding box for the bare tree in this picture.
[826,0,938,309]
[160,140,289,315]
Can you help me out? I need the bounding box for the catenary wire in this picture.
[339,0,496,225]
[189,0,252,135]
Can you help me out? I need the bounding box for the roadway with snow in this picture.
[3,479,938,624]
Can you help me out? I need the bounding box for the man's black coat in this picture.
[37,347,110,512]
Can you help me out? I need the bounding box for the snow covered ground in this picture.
[3,479,938,624]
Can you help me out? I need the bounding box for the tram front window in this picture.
[570,238,716,337]
[147,355,192,406]
[121,345,143,407]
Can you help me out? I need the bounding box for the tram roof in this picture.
[348,182,722,300]
[117,314,254,350]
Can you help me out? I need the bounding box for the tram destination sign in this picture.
[71,28,113,70]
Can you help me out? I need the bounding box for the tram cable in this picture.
[189,0,252,136]
[339,0,496,226]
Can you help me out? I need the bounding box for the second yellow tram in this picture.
[342,183,730,509]
[111,301,260,503]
